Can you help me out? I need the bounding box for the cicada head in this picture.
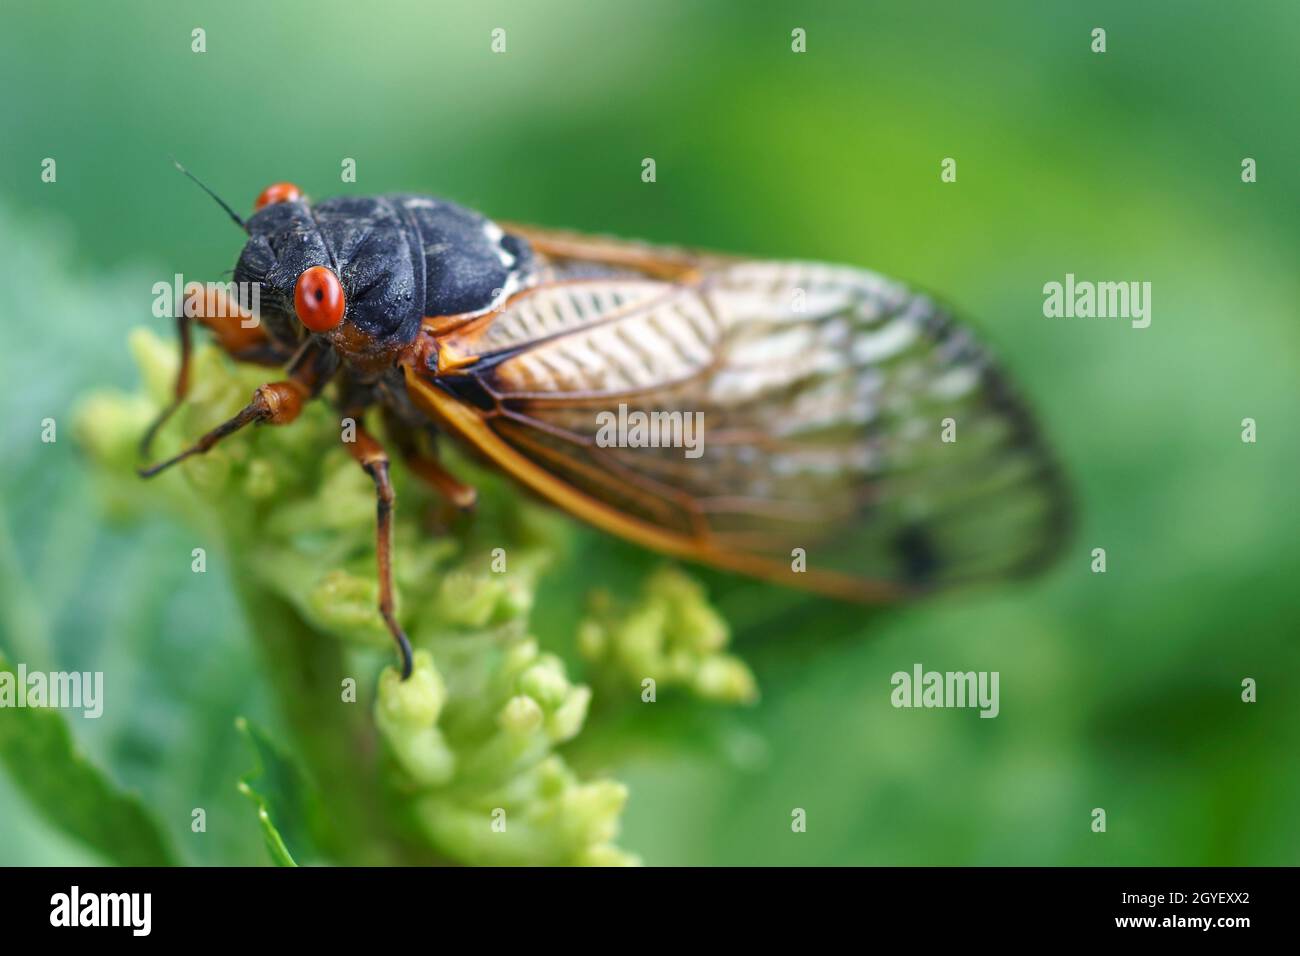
[231,195,415,366]
[233,189,532,369]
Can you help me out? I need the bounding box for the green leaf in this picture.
[236,716,319,867]
[0,654,176,865]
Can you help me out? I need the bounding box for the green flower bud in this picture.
[578,565,756,706]
[546,686,592,743]
[378,651,445,728]
[693,655,759,704]
[499,694,544,735]
[519,656,570,710]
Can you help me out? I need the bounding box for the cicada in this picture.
[141,166,1071,678]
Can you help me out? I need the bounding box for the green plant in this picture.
[67,330,754,865]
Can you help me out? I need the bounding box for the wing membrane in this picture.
[408,230,1070,600]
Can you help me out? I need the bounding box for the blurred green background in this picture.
[1,0,1297,865]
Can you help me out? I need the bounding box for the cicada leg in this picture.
[137,378,310,477]
[138,338,332,477]
[140,282,281,457]
[404,455,478,511]
[342,416,415,680]
[380,409,477,511]
[139,312,194,456]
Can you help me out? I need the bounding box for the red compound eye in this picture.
[294,266,345,332]
[254,181,302,210]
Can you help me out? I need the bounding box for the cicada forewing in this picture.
[404,228,1071,602]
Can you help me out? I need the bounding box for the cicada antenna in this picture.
[169,157,249,233]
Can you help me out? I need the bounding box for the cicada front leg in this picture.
[140,282,284,457]
[139,311,195,456]
[138,337,331,478]
[137,378,308,477]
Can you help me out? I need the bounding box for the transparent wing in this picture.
[414,232,1071,599]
